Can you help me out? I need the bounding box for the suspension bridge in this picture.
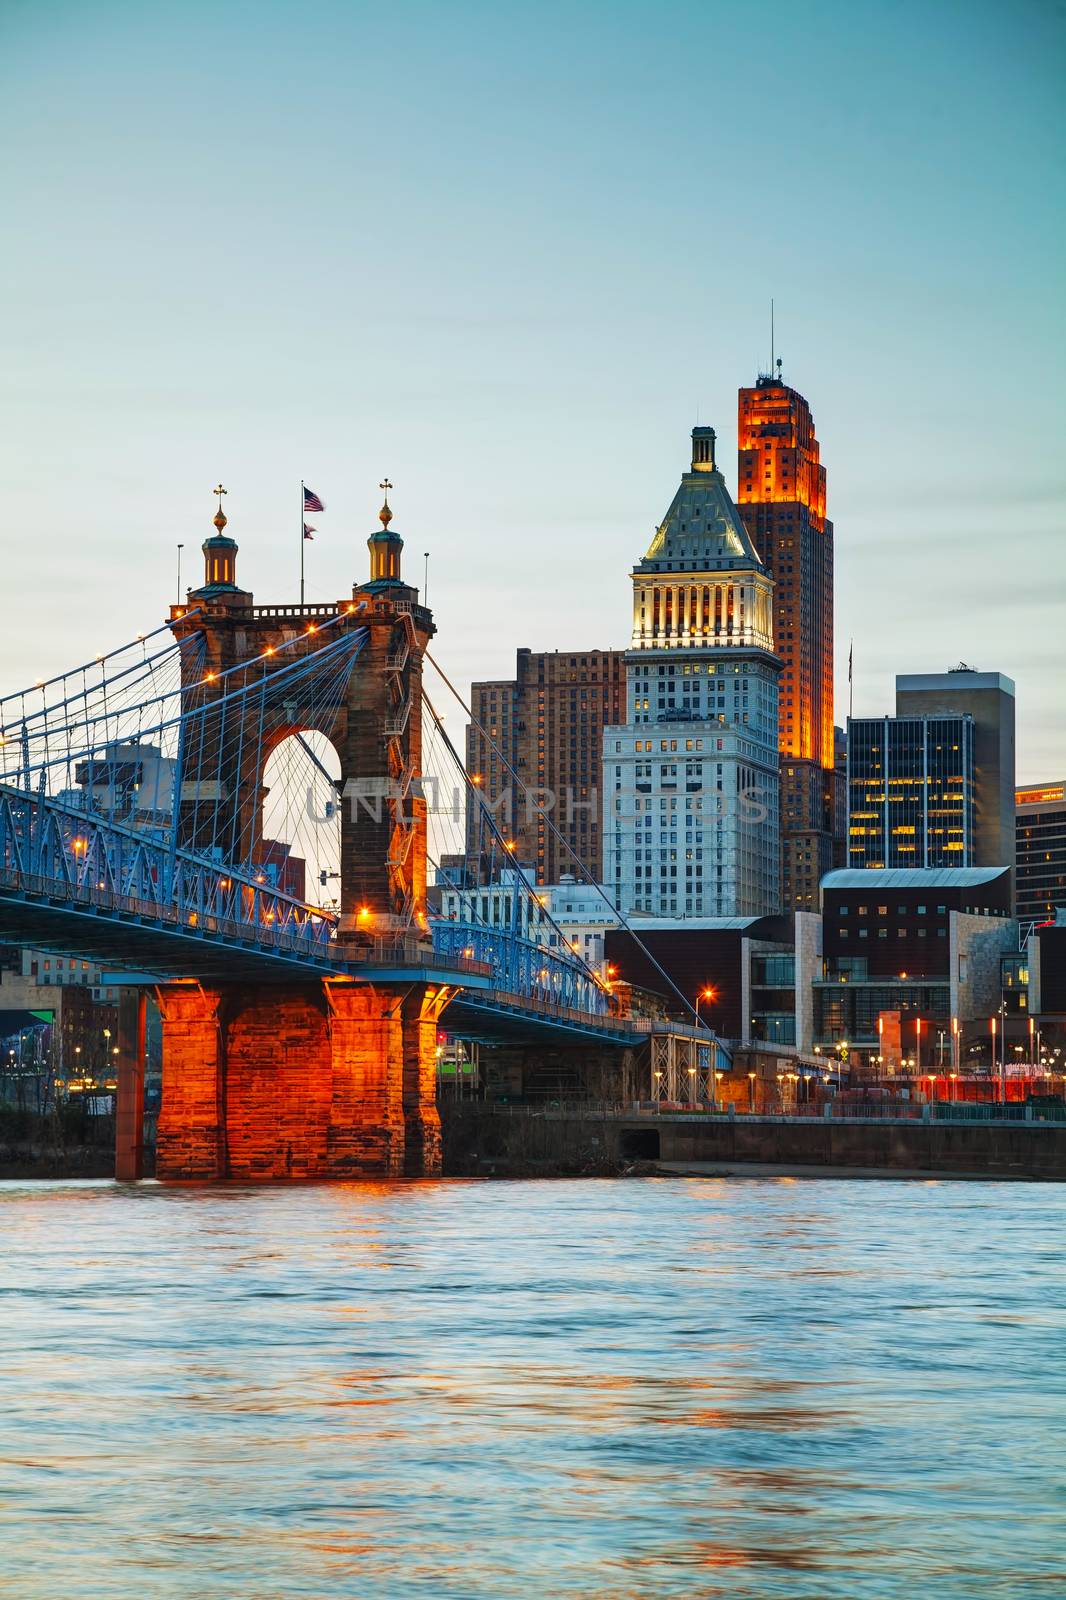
[0,489,682,1181]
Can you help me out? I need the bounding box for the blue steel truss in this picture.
[431,921,609,1015]
[0,784,337,974]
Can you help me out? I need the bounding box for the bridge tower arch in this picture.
[167,489,434,944]
[154,487,446,1182]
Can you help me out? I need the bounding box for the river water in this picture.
[1,1177,1062,1599]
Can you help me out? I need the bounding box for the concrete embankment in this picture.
[441,1105,1066,1181]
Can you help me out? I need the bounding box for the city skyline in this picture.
[2,0,1063,784]
[1,10,1064,1594]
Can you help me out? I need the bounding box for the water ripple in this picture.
[0,1176,1063,1598]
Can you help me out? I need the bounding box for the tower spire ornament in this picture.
[366,479,403,586]
[379,478,393,527]
[189,483,243,597]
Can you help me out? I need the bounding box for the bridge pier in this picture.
[114,990,147,1181]
[155,979,445,1181]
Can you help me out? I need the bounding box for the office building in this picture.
[1016,782,1066,927]
[466,649,626,885]
[847,713,976,867]
[603,424,780,918]
[604,912,797,1041]
[895,669,1015,885]
[737,373,835,910]
[833,724,848,867]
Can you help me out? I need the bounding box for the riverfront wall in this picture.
[441,1106,1066,1180]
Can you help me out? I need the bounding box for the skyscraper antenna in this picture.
[770,298,774,377]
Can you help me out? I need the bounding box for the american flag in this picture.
[303,523,315,541]
[303,485,325,513]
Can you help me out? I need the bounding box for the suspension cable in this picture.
[423,648,708,1030]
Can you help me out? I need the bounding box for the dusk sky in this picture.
[2,0,1063,779]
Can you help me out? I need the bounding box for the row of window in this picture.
[836,904,947,917]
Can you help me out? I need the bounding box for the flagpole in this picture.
[300,480,305,607]
[848,638,854,721]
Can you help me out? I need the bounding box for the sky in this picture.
[2,0,1064,781]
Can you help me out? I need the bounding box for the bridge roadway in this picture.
[0,813,643,1049]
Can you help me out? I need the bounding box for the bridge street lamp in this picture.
[695,985,717,1029]
[694,987,718,1107]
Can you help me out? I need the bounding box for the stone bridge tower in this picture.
[167,485,434,942]
[154,487,451,1183]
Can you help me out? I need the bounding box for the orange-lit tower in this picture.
[737,370,835,909]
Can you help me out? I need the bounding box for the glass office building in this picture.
[847,715,975,868]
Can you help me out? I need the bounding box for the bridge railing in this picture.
[0,785,337,960]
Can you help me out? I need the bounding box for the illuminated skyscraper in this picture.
[737,373,834,910]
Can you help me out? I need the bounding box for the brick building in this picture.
[466,648,626,885]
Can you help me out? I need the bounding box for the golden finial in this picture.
[379,477,393,528]
[213,483,228,531]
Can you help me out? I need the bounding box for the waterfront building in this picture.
[847,713,976,868]
[603,868,1023,1068]
[603,424,780,919]
[817,867,1016,1063]
[1016,782,1066,928]
[604,913,799,1043]
[737,373,835,911]
[466,648,626,884]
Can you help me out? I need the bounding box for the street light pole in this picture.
[695,987,717,1108]
[990,1016,998,1100]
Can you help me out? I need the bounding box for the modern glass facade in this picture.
[847,715,975,868]
[750,949,797,1045]
[815,978,951,1045]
